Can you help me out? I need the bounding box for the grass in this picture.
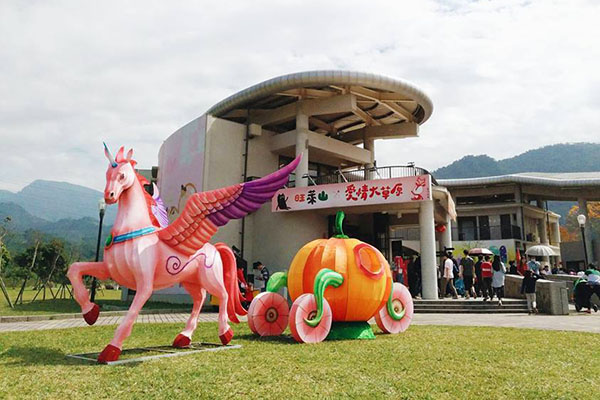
[1,322,599,399]
[0,287,190,316]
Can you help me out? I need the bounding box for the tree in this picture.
[0,217,14,308]
[13,232,43,304]
[561,202,600,242]
[31,239,68,301]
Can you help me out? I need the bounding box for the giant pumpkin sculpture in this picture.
[247,211,414,343]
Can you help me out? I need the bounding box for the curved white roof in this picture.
[439,172,600,188]
[207,70,433,126]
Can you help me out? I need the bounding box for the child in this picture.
[520,270,540,314]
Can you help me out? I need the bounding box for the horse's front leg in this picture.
[97,278,153,363]
[67,261,110,325]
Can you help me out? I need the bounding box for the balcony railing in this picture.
[310,165,437,186]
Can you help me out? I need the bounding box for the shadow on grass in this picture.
[235,333,297,344]
[2,299,192,316]
[0,346,87,366]
[0,345,156,368]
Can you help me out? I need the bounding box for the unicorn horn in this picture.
[103,142,118,167]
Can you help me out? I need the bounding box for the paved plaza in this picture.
[1,311,599,334]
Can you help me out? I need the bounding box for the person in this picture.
[253,261,270,292]
[527,257,541,274]
[459,249,475,299]
[551,264,559,275]
[414,255,422,298]
[440,252,458,299]
[508,260,518,275]
[491,255,507,306]
[480,255,493,301]
[542,265,552,276]
[517,259,527,276]
[236,264,255,309]
[474,255,483,297]
[521,270,540,314]
[407,255,419,298]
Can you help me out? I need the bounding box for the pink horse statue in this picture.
[67,144,300,363]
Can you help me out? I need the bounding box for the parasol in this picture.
[468,248,493,256]
[525,245,556,257]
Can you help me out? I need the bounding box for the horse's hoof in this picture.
[97,344,121,364]
[83,303,100,325]
[219,328,234,345]
[172,333,191,348]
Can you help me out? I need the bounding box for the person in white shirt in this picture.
[440,253,458,299]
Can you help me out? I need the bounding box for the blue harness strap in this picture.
[105,227,156,249]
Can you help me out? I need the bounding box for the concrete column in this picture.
[419,200,438,299]
[363,137,374,167]
[295,112,309,187]
[578,198,594,264]
[552,222,562,265]
[538,218,550,264]
[440,214,452,254]
[363,137,374,180]
[539,218,548,244]
[515,186,525,240]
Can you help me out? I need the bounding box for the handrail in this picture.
[312,165,438,186]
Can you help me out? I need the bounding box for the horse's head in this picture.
[103,143,137,204]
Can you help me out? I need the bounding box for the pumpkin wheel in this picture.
[247,292,289,336]
[375,282,414,334]
[289,293,332,343]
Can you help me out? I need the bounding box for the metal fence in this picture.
[312,165,437,186]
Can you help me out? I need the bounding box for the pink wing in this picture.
[158,155,301,256]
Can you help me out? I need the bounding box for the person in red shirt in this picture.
[481,255,493,301]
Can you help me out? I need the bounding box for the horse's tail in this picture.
[215,242,247,323]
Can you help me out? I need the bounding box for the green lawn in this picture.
[1,322,599,399]
[0,287,190,316]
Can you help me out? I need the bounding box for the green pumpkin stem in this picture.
[305,268,344,327]
[387,288,406,321]
[266,271,288,293]
[333,211,349,239]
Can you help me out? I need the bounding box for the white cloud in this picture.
[1,0,599,192]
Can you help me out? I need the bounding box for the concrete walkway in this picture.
[1,311,599,334]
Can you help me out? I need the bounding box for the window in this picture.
[478,216,490,240]
[500,214,512,239]
[457,217,477,240]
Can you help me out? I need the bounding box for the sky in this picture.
[1,0,600,192]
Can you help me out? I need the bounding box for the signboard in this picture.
[271,175,432,212]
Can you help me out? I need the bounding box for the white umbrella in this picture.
[468,248,493,256]
[525,245,555,257]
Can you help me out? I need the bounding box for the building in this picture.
[153,70,456,301]
[440,173,600,268]
[145,71,599,304]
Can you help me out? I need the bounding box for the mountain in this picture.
[0,202,111,259]
[0,180,116,224]
[433,142,600,179]
[433,142,600,222]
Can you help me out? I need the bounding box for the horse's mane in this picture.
[135,171,161,228]
[114,148,161,228]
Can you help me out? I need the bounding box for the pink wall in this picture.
[157,115,206,222]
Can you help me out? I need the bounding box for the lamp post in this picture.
[577,214,589,269]
[90,198,106,303]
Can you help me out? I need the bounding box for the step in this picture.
[414,303,527,310]
[415,308,528,314]
[414,299,526,305]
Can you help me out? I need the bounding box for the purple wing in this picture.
[158,155,301,256]
[206,155,302,226]
[151,183,169,228]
